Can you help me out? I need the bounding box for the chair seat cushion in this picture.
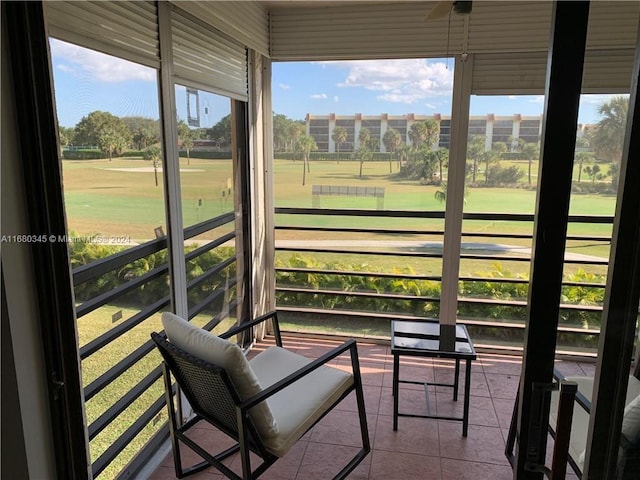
[161,312,278,439]
[250,346,354,457]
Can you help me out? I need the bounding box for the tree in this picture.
[296,135,317,186]
[143,145,162,187]
[435,148,449,183]
[357,128,372,177]
[74,111,132,160]
[288,122,306,157]
[121,116,160,150]
[466,135,486,183]
[434,182,447,204]
[409,120,439,151]
[58,126,74,147]
[591,96,628,165]
[178,121,194,165]
[583,164,602,186]
[331,126,347,164]
[521,142,540,185]
[273,114,292,152]
[207,114,232,149]
[485,142,508,183]
[383,128,402,173]
[574,151,593,183]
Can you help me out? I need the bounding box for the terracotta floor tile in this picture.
[485,372,520,400]
[479,354,524,375]
[378,384,433,417]
[334,385,382,415]
[374,415,439,457]
[434,392,500,428]
[433,364,491,397]
[492,397,518,430]
[438,422,509,466]
[368,449,442,480]
[296,442,371,480]
[554,360,588,377]
[309,408,375,448]
[441,458,513,480]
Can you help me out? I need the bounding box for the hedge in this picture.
[275,151,394,162]
[178,150,232,159]
[70,243,606,346]
[63,149,105,160]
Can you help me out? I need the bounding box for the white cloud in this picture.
[49,38,155,83]
[425,103,437,109]
[580,93,625,106]
[279,83,291,90]
[334,95,339,102]
[529,95,546,104]
[508,95,517,100]
[311,93,328,99]
[320,59,453,105]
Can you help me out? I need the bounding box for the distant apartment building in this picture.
[305,113,543,153]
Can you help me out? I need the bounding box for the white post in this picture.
[440,53,473,327]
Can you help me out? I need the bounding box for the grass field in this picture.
[62,156,615,276]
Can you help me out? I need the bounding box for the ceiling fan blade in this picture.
[425,1,454,20]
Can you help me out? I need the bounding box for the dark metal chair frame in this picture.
[151,311,370,480]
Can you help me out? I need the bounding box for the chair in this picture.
[550,368,640,479]
[151,311,370,480]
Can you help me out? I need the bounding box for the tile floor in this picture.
[149,335,590,480]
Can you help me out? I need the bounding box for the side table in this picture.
[391,319,477,436]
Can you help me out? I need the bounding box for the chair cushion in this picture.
[622,394,640,445]
[161,312,278,439]
[250,346,354,457]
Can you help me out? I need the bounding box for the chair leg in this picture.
[237,410,252,480]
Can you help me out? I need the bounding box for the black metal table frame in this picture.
[392,322,476,437]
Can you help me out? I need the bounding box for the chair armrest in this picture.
[552,368,592,414]
[220,310,283,347]
[240,339,359,410]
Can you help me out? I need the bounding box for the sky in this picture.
[50,39,619,128]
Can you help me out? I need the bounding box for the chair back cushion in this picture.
[161,312,278,438]
[622,394,640,445]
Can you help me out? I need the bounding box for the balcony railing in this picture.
[73,213,239,478]
[275,207,611,355]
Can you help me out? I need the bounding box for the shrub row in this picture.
[275,254,605,330]
[63,149,104,160]
[275,151,393,162]
[178,150,232,159]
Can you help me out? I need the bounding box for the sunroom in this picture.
[2,1,639,480]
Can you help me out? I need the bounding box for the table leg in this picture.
[462,359,472,437]
[393,353,399,431]
[453,358,460,401]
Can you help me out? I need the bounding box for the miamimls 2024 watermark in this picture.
[1,234,133,244]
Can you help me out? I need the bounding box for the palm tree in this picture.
[331,126,347,164]
[409,121,427,149]
[467,135,485,183]
[574,151,593,183]
[358,127,371,150]
[357,128,372,178]
[434,182,447,204]
[592,96,628,165]
[296,134,317,186]
[435,148,449,183]
[521,142,540,185]
[383,128,402,173]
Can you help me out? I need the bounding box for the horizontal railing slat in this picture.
[88,366,162,441]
